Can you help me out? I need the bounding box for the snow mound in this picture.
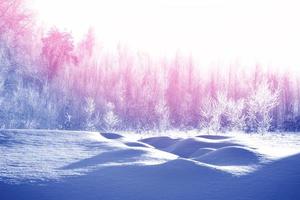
[140,136,180,149]
[100,132,123,139]
[165,138,243,158]
[189,148,215,158]
[194,146,261,166]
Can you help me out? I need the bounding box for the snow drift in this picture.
[194,146,261,166]
[1,130,300,200]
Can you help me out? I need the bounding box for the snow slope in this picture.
[1,129,300,200]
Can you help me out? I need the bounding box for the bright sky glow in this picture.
[31,0,300,70]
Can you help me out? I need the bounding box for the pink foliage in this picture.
[42,28,76,79]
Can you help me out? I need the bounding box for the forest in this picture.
[1,0,300,133]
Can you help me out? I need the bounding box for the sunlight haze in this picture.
[31,0,300,71]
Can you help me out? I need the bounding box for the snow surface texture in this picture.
[1,130,300,200]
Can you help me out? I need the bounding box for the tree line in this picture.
[1,0,299,133]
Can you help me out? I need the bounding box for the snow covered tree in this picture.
[103,102,119,131]
[200,92,245,133]
[200,97,217,134]
[211,91,246,132]
[84,97,98,131]
[42,29,76,79]
[0,0,32,41]
[246,81,279,133]
[155,98,170,131]
[225,99,245,131]
[77,28,95,58]
[0,0,299,132]
[57,99,73,130]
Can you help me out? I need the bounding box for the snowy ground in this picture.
[0,129,300,200]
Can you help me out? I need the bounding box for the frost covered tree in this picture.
[200,97,217,134]
[57,99,73,130]
[224,99,245,131]
[155,98,170,131]
[103,102,119,131]
[0,0,32,41]
[84,97,98,131]
[213,92,246,132]
[201,93,229,133]
[0,0,299,132]
[42,29,76,79]
[200,92,245,133]
[246,81,279,133]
